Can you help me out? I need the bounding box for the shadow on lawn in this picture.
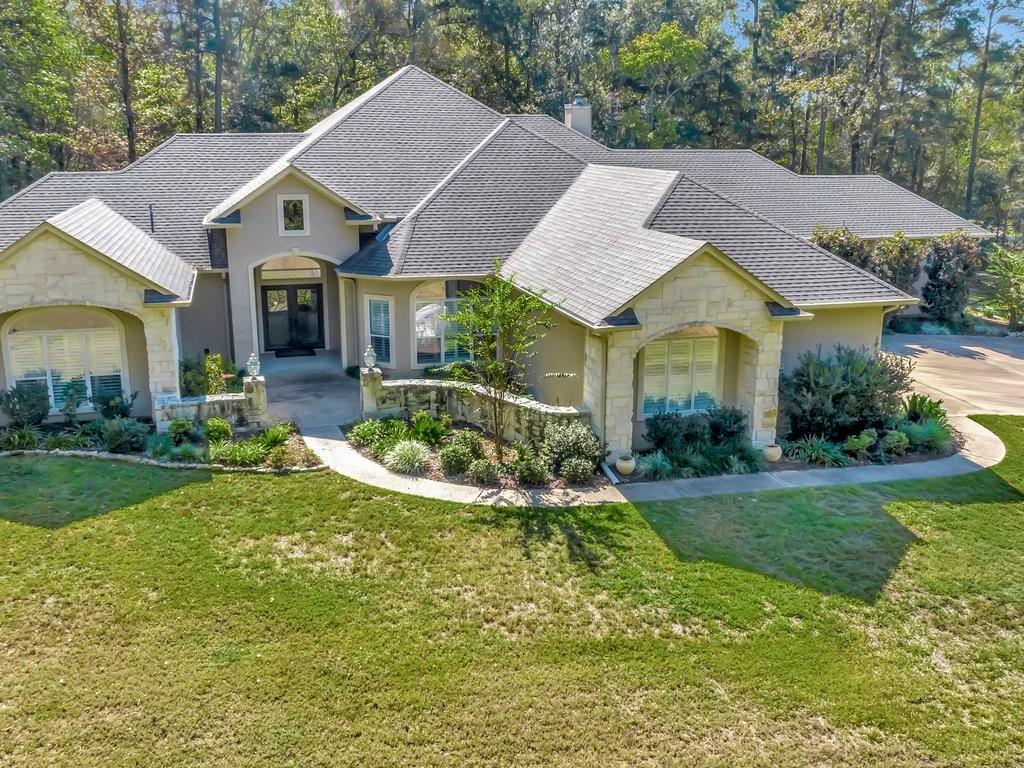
[638,471,1023,603]
[0,456,210,529]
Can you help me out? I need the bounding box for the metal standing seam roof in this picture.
[44,198,196,301]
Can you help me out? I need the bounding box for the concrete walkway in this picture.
[301,413,1005,508]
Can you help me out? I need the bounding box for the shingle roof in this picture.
[0,133,302,269]
[44,198,195,301]
[338,119,588,277]
[503,165,708,327]
[647,174,912,306]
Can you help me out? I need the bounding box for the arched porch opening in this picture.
[252,253,341,355]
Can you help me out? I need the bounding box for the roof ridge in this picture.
[390,119,514,273]
[506,113,612,153]
[505,117,597,166]
[114,134,182,175]
[407,66,507,121]
[646,169,915,301]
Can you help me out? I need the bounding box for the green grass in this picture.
[1,416,1023,766]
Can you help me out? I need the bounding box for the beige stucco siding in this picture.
[527,309,586,406]
[177,271,232,360]
[225,175,360,359]
[780,306,887,371]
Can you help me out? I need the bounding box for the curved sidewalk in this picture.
[301,414,1005,508]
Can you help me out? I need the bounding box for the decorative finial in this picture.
[363,344,377,369]
[245,352,261,378]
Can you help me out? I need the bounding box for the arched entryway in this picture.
[252,253,341,356]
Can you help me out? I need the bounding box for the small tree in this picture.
[983,245,1024,330]
[872,230,924,294]
[445,270,552,461]
[60,379,89,426]
[0,382,51,427]
[811,225,872,270]
[921,230,983,323]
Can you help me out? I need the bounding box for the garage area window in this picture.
[641,337,718,417]
[6,328,126,411]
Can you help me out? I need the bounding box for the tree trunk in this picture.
[213,0,223,132]
[965,3,996,217]
[193,0,205,132]
[800,99,811,174]
[114,0,137,162]
[815,98,827,174]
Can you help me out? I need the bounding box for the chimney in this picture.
[564,95,592,139]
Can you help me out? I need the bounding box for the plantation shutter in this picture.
[368,299,391,364]
[642,341,668,416]
[45,333,85,408]
[691,338,718,411]
[87,329,124,403]
[8,333,46,383]
[666,340,693,412]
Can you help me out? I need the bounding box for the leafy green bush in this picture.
[168,417,193,446]
[903,393,948,426]
[60,380,89,425]
[559,455,595,484]
[922,230,982,323]
[256,422,294,449]
[781,346,912,441]
[147,432,176,459]
[204,417,232,443]
[514,452,549,485]
[843,429,876,458]
[347,418,405,452]
[98,392,137,419]
[101,418,149,454]
[173,442,205,463]
[449,429,484,459]
[383,440,431,475]
[209,438,268,466]
[407,410,452,446]
[882,430,910,455]
[899,418,952,454]
[467,458,500,485]
[42,430,80,451]
[1,425,43,450]
[706,405,749,445]
[543,421,603,474]
[0,382,51,427]
[439,443,474,475]
[783,436,849,467]
[368,421,408,460]
[265,445,292,469]
[203,353,228,395]
[636,450,673,480]
[644,411,711,454]
[872,230,924,293]
[811,225,872,269]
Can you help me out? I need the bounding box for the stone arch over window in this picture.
[410,279,482,368]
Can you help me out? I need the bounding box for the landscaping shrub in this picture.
[42,431,79,451]
[706,404,749,446]
[173,443,205,463]
[1,425,43,450]
[559,455,596,484]
[0,382,50,427]
[902,393,948,425]
[543,421,603,474]
[514,451,549,485]
[920,321,952,336]
[882,430,910,455]
[636,450,674,480]
[147,433,176,459]
[900,418,952,454]
[347,418,384,447]
[265,445,292,469]
[168,417,194,446]
[449,429,484,459]
[783,436,849,467]
[872,230,924,293]
[256,422,294,449]
[843,429,876,458]
[368,420,408,460]
[811,225,872,270]
[439,443,474,475]
[98,392,137,419]
[204,416,233,442]
[922,230,982,323]
[60,380,89,425]
[209,438,268,466]
[101,418,149,454]
[203,353,228,395]
[407,410,452,446]
[467,458,500,485]
[383,440,431,475]
[781,346,912,441]
[644,411,711,454]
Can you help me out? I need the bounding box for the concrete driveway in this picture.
[882,334,1024,415]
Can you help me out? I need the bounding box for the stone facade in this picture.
[588,252,785,456]
[360,368,589,447]
[154,376,269,432]
[0,231,182,416]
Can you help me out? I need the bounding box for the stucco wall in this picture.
[225,175,360,359]
[526,309,586,406]
[0,231,181,418]
[178,272,232,361]
[780,306,886,371]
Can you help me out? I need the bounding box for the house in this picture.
[0,66,987,455]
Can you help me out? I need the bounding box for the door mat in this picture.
[275,349,316,358]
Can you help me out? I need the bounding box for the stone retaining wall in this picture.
[154,375,268,432]
[360,368,589,447]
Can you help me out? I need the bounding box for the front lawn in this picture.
[2,417,1023,766]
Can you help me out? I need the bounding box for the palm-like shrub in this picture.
[783,436,849,467]
[383,440,431,475]
[636,450,673,480]
[407,411,452,446]
[899,418,952,454]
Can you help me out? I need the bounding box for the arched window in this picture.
[3,307,129,412]
[412,280,480,367]
[640,328,720,417]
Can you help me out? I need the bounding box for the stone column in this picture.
[602,337,637,459]
[243,376,268,427]
[360,367,383,418]
[142,307,181,419]
[750,325,783,446]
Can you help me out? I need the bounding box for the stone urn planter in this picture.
[615,454,636,475]
[763,444,783,463]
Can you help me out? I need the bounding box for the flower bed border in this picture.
[0,448,328,474]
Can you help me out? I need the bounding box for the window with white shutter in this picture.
[641,336,719,416]
[366,297,393,365]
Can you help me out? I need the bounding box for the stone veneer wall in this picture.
[154,376,268,432]
[360,368,589,447]
[0,231,182,416]
[590,253,785,456]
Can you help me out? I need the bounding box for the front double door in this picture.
[261,284,324,351]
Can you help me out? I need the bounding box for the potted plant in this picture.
[763,444,783,462]
[615,452,636,475]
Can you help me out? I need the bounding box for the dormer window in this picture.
[278,194,309,236]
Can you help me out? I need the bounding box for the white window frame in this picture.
[638,336,719,419]
[277,193,310,237]
[3,327,130,415]
[410,295,472,369]
[364,294,394,369]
